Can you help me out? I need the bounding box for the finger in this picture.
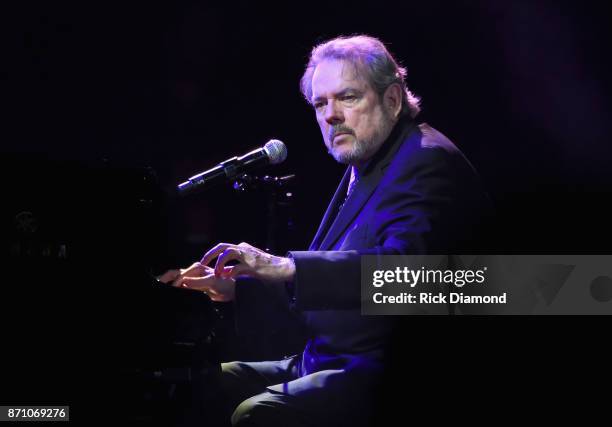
[200,243,235,266]
[179,276,218,295]
[226,263,251,279]
[216,265,235,279]
[214,247,245,276]
[157,269,179,284]
[171,275,185,287]
[179,262,206,278]
[172,263,204,287]
[215,263,249,279]
[217,265,234,279]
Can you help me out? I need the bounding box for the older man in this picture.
[167,35,490,426]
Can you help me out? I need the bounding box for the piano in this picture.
[1,153,221,425]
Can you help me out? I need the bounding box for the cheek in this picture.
[316,115,325,129]
[318,116,329,129]
[348,111,369,136]
[317,120,330,145]
[359,110,383,135]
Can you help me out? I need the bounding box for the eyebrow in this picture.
[312,88,361,104]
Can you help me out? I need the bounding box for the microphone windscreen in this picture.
[264,139,287,164]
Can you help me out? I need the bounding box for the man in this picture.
[163,35,490,426]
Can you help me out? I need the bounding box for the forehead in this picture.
[311,59,369,98]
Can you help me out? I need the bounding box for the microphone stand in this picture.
[232,174,296,253]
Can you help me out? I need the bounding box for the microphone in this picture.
[177,139,287,196]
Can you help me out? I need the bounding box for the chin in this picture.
[332,155,351,164]
[333,151,363,165]
[330,146,354,164]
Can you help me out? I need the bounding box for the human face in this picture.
[310,59,396,166]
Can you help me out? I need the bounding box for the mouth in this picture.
[332,133,352,144]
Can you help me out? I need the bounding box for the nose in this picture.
[324,100,343,125]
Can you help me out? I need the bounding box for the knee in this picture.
[219,361,265,418]
[221,361,242,378]
[232,392,295,427]
[220,362,243,393]
[231,394,272,427]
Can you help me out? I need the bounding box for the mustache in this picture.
[330,125,354,141]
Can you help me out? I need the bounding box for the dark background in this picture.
[3,0,612,256]
[1,0,610,422]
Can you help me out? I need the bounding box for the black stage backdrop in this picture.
[1,0,610,423]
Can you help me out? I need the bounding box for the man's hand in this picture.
[200,242,296,283]
[157,262,207,285]
[158,262,236,302]
[157,269,181,284]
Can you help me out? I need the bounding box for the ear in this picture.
[383,83,403,119]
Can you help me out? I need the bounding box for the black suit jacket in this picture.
[236,118,491,389]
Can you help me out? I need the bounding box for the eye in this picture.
[313,101,326,110]
[340,94,358,103]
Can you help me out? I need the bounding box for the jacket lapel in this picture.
[317,167,379,250]
[308,168,352,250]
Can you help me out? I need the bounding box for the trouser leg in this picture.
[221,360,379,427]
[230,391,311,427]
[219,357,301,424]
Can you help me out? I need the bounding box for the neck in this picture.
[350,115,408,173]
[352,160,367,174]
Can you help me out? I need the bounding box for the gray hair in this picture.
[300,35,421,118]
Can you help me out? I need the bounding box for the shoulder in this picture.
[388,123,458,167]
[394,123,473,166]
[417,123,460,152]
[382,122,481,188]
[394,123,462,158]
